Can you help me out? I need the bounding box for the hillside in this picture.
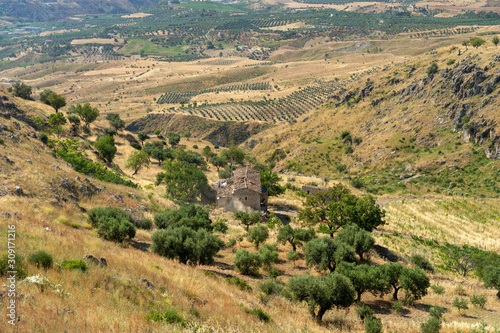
[251,44,500,198]
[2,83,500,332]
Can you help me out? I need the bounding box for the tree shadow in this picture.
[128,239,150,252]
[213,260,233,271]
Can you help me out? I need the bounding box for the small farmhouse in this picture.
[212,167,268,212]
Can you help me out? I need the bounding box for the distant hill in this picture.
[0,0,159,22]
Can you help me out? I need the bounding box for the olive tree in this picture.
[288,272,355,323]
[151,226,223,265]
[126,150,150,175]
[247,224,269,249]
[299,184,385,237]
[336,224,375,261]
[483,266,500,298]
[277,225,316,252]
[304,236,356,273]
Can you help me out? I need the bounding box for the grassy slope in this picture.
[251,43,500,197]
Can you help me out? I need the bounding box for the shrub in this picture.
[429,306,444,320]
[82,125,91,134]
[94,135,117,163]
[151,226,223,265]
[226,238,237,248]
[28,250,53,269]
[226,277,252,291]
[154,204,212,231]
[356,305,374,321]
[259,279,283,296]
[268,267,280,279]
[259,243,279,268]
[57,260,87,271]
[392,300,403,314]
[446,59,456,66]
[420,317,442,333]
[247,224,269,249]
[427,63,438,77]
[130,142,142,150]
[0,252,27,279]
[453,297,468,314]
[410,254,434,272]
[212,218,228,233]
[234,250,262,276]
[135,218,152,230]
[470,295,487,309]
[146,308,188,327]
[287,250,300,265]
[430,285,445,295]
[87,207,136,242]
[364,316,383,333]
[40,133,48,144]
[245,308,271,322]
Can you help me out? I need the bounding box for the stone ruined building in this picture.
[211,167,268,212]
[301,185,328,195]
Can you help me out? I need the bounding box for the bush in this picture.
[429,306,444,320]
[447,59,456,66]
[226,277,252,291]
[146,308,188,327]
[234,249,262,275]
[87,207,136,242]
[82,125,91,135]
[28,250,53,269]
[364,316,383,333]
[151,226,224,265]
[135,218,152,230]
[130,142,142,150]
[212,218,228,233]
[410,254,434,272]
[268,267,280,279]
[420,317,442,333]
[0,138,4,146]
[226,238,237,248]
[259,279,283,296]
[94,135,117,163]
[259,243,279,268]
[356,305,374,321]
[51,139,138,188]
[154,204,212,231]
[430,285,445,295]
[470,295,487,309]
[287,250,300,264]
[392,300,403,314]
[453,297,468,314]
[57,260,87,271]
[0,252,27,279]
[245,308,271,322]
[40,133,48,144]
[427,63,438,77]
[247,224,269,249]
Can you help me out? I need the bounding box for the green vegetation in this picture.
[28,250,53,269]
[288,272,356,323]
[87,206,136,242]
[151,226,224,265]
[49,139,138,188]
[234,249,263,276]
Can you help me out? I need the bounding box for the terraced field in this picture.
[166,80,343,122]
